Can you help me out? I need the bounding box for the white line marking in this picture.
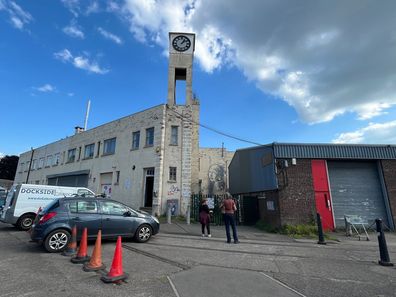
[260,272,307,297]
[167,276,181,297]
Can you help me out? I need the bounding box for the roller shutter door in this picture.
[48,174,88,187]
[327,161,389,228]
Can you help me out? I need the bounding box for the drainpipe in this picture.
[25,147,34,184]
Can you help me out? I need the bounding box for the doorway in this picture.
[144,168,155,207]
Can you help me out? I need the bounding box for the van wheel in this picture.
[134,224,152,243]
[44,229,70,253]
[17,214,35,231]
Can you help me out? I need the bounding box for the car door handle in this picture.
[105,218,111,221]
[72,217,81,221]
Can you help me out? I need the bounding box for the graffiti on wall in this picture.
[168,184,180,196]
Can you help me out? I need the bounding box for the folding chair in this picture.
[344,215,370,241]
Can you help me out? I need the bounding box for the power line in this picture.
[167,106,263,146]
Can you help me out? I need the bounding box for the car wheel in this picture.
[44,229,70,253]
[17,214,36,231]
[134,224,152,243]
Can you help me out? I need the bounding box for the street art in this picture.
[168,184,180,195]
[207,163,226,194]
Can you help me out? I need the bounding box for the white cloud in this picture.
[119,0,396,124]
[54,49,73,62]
[0,0,33,30]
[86,1,99,15]
[333,121,396,144]
[61,0,80,17]
[0,152,4,159]
[63,20,84,39]
[54,49,109,74]
[36,84,55,93]
[106,1,120,12]
[98,27,123,44]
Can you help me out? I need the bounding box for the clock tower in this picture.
[167,32,195,106]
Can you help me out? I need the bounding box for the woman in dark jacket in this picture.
[199,199,211,237]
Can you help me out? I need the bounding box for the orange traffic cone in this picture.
[101,236,128,283]
[71,227,90,264]
[62,225,77,256]
[83,230,105,271]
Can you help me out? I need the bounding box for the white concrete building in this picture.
[14,32,233,216]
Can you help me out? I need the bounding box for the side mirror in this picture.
[123,210,132,217]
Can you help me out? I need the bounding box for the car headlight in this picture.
[152,216,159,224]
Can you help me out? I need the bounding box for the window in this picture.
[67,148,76,163]
[19,163,24,173]
[69,201,98,213]
[25,161,30,171]
[38,158,44,169]
[53,153,60,166]
[169,167,177,181]
[46,156,52,167]
[84,143,95,159]
[132,131,140,150]
[171,126,178,145]
[32,159,37,170]
[145,127,154,147]
[103,138,116,155]
[101,201,129,216]
[77,189,94,197]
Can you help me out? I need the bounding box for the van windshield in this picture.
[6,186,17,207]
[43,199,60,212]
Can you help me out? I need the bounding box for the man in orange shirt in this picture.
[220,193,239,244]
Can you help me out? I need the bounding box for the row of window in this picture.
[19,126,179,173]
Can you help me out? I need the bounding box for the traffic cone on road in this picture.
[71,227,90,264]
[83,230,105,271]
[62,225,77,256]
[101,236,128,283]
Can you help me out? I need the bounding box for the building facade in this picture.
[229,143,396,230]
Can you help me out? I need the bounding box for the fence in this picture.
[191,193,241,225]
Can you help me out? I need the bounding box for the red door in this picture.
[311,160,334,231]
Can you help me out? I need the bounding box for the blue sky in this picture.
[1,0,396,157]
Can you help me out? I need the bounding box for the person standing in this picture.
[220,194,239,244]
[199,199,211,237]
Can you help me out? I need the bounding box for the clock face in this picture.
[172,35,191,52]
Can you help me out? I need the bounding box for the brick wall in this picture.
[381,160,396,226]
[277,159,316,226]
[257,191,281,228]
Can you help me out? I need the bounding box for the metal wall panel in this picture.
[273,143,396,160]
[327,161,389,228]
[229,146,277,194]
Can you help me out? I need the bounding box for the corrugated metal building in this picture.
[229,143,396,230]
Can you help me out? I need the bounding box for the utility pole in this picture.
[25,147,34,184]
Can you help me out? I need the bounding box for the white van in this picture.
[0,184,95,230]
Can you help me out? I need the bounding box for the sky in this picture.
[1,0,396,157]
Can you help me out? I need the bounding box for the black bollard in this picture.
[375,219,393,266]
[316,213,326,245]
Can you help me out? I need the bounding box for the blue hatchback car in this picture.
[30,196,160,252]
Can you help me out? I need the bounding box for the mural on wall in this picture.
[207,163,226,195]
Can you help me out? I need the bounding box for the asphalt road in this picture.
[1,222,396,297]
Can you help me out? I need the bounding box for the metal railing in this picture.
[191,193,241,225]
